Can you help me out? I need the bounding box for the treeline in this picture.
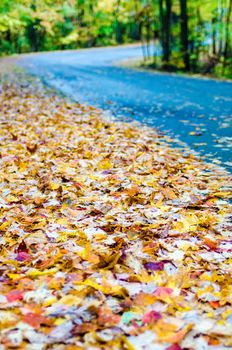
[0,0,231,77]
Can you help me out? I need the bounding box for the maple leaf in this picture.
[142,310,162,325]
[6,290,23,302]
[0,72,231,350]
[23,313,50,329]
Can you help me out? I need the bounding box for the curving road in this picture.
[19,44,232,171]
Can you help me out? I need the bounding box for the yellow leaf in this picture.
[54,318,66,326]
[57,218,68,225]
[8,273,21,280]
[0,221,11,231]
[57,295,81,306]
[27,267,58,277]
[98,159,113,170]
[50,182,60,190]
[44,296,57,307]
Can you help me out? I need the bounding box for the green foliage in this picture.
[0,0,231,77]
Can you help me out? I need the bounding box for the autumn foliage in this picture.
[0,74,231,349]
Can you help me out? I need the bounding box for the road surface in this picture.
[19,44,232,171]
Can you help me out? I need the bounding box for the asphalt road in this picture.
[19,44,232,171]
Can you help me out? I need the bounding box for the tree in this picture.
[223,0,232,71]
[0,0,231,78]
[159,0,172,65]
[180,0,190,70]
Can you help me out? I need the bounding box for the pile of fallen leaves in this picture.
[0,73,232,350]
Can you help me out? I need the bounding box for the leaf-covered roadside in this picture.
[0,74,232,350]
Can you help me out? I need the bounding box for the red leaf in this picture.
[142,310,162,325]
[16,252,31,262]
[6,290,23,302]
[165,345,183,350]
[154,287,173,297]
[210,301,220,309]
[131,320,140,329]
[23,313,49,329]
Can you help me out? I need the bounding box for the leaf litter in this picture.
[0,69,232,350]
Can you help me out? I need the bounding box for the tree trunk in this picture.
[180,0,190,70]
[159,0,172,64]
[218,0,225,56]
[212,17,216,55]
[114,0,123,43]
[223,0,232,70]
[159,0,164,58]
[164,0,172,63]
[145,8,152,59]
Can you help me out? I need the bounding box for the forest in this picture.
[0,0,231,78]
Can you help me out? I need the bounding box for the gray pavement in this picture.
[19,44,232,171]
